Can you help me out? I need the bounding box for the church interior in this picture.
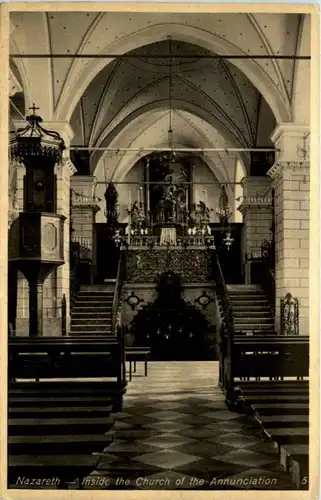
[6,9,313,491]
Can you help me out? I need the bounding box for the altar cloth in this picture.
[160,227,177,246]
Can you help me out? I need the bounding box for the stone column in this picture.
[13,161,28,334]
[268,124,310,334]
[70,176,100,283]
[238,177,273,283]
[49,122,76,334]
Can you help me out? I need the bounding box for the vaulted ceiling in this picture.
[9,11,309,182]
[71,40,273,148]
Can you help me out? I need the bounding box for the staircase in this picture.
[227,284,275,334]
[70,284,115,336]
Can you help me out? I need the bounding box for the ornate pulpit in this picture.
[9,106,66,336]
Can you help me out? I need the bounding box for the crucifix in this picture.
[28,103,40,115]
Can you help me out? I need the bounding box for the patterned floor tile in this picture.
[246,441,280,456]
[144,410,189,420]
[173,458,250,481]
[145,420,193,432]
[138,433,197,449]
[215,432,262,448]
[170,405,219,416]
[106,440,157,454]
[214,449,278,468]
[178,426,230,440]
[112,429,160,440]
[133,449,202,469]
[120,416,159,427]
[173,441,235,458]
[147,402,187,410]
[88,361,297,490]
[122,406,163,415]
[147,394,188,401]
[179,415,217,426]
[199,401,230,409]
[202,410,245,420]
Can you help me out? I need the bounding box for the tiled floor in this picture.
[85,362,295,490]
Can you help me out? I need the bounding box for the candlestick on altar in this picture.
[128,189,132,245]
[203,189,207,206]
[146,161,150,212]
[185,188,189,225]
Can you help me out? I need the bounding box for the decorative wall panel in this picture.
[126,248,213,283]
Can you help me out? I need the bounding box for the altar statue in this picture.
[163,183,177,222]
[104,182,118,227]
[128,200,146,232]
[219,185,229,212]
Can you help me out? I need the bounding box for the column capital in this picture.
[57,157,77,177]
[238,196,272,215]
[270,123,310,163]
[267,160,309,180]
[270,123,310,143]
[268,123,310,180]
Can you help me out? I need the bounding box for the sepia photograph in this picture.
[1,3,319,497]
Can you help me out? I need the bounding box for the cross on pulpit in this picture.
[29,103,40,115]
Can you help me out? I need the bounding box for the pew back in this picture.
[8,334,126,385]
[232,335,309,379]
[221,333,309,390]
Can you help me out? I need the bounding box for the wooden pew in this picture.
[232,334,309,381]
[8,333,127,489]
[221,333,309,489]
[9,334,126,383]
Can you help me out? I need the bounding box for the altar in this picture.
[123,152,216,283]
[160,226,177,246]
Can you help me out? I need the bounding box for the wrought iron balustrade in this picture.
[127,233,215,248]
[111,247,127,335]
[70,241,81,312]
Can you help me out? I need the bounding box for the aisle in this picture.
[87,362,295,490]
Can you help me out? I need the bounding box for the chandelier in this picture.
[166,36,176,164]
[10,104,65,163]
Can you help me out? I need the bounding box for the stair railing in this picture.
[111,246,127,335]
[261,240,276,319]
[212,251,235,393]
[61,294,67,336]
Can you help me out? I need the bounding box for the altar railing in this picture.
[127,234,215,248]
